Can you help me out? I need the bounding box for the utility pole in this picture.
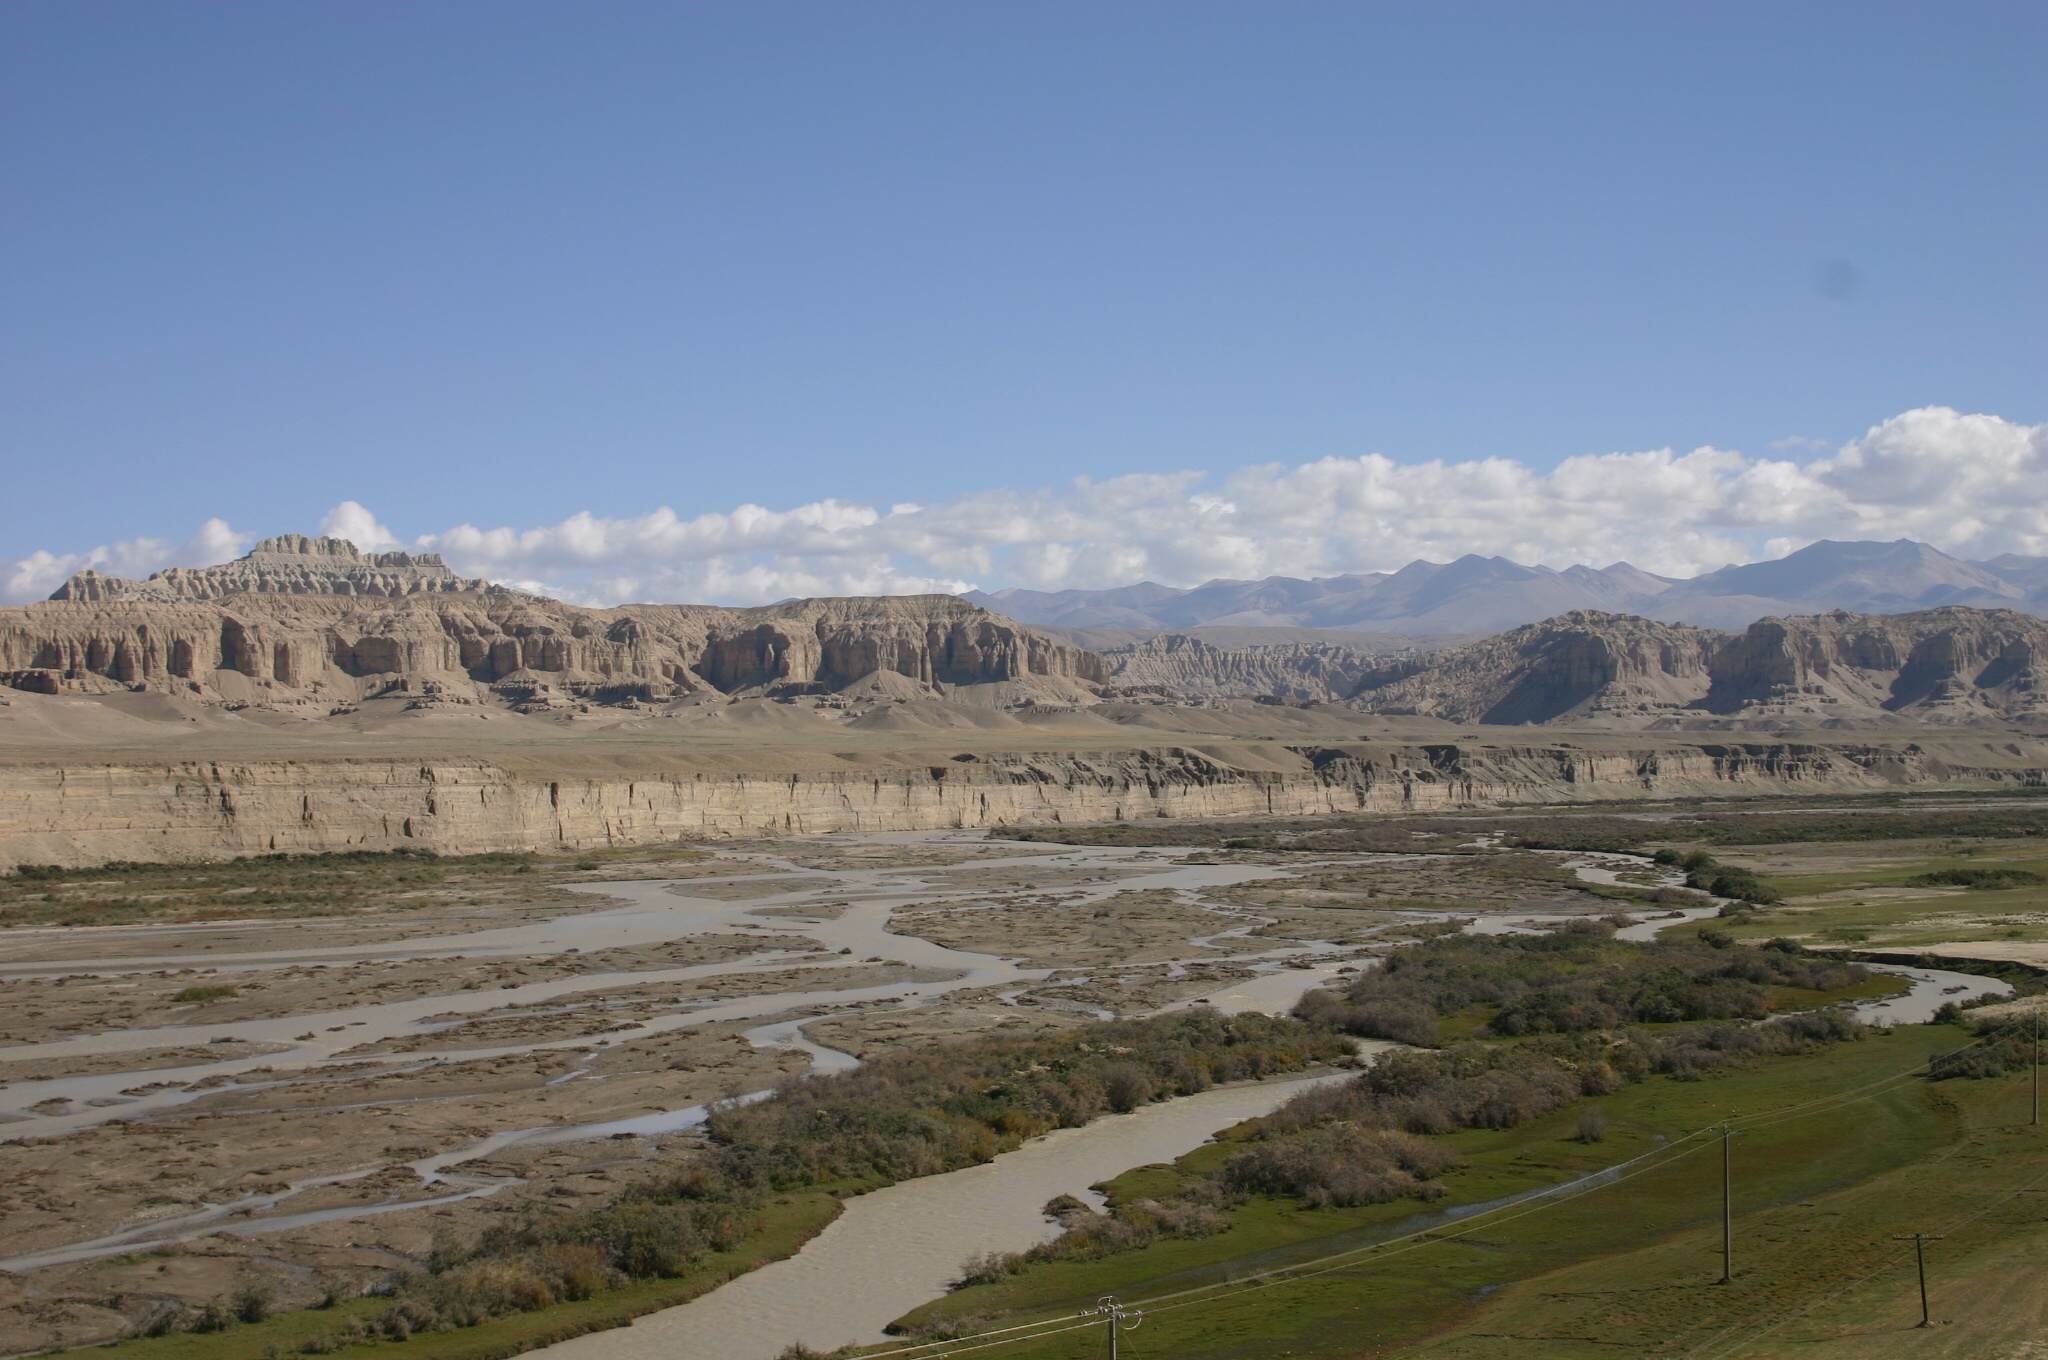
[1893,1233,1945,1327]
[1088,1295,1143,1359]
[2033,1008,2039,1127]
[1720,1121,1734,1285]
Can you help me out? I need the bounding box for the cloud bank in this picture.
[7,406,2045,607]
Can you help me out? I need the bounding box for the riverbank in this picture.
[895,1025,1976,1356]
[534,1069,1366,1360]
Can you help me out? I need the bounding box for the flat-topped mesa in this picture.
[5,547,1104,709]
[49,535,498,603]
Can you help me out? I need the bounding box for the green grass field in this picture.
[1655,840,2048,956]
[1415,1049,2048,1358]
[887,1027,2043,1360]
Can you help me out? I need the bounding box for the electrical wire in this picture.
[1680,1149,2048,1359]
[857,1027,2030,1359]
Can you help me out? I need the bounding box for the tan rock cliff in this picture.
[3,737,2036,870]
[3,541,1103,710]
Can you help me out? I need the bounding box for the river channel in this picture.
[535,1065,1374,1360]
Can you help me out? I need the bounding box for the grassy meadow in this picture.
[890,1026,1999,1358]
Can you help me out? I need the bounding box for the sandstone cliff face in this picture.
[4,542,1102,711]
[2,738,2034,870]
[15,539,2048,731]
[691,596,1099,694]
[50,536,497,602]
[1348,613,1723,724]
[1704,607,2048,722]
[1339,606,2048,727]
[1098,634,1383,702]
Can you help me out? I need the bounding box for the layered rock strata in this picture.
[1704,607,2048,723]
[1099,634,1385,702]
[1349,613,1720,724]
[1349,607,2048,726]
[1,739,2037,870]
[50,536,496,602]
[4,541,1102,709]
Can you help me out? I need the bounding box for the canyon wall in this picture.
[1349,606,2048,727]
[1351,612,1720,724]
[1099,634,1383,702]
[2,740,2036,870]
[3,579,1102,711]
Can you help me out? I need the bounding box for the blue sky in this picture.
[2,2,2043,601]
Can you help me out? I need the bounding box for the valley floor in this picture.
[13,791,2048,1359]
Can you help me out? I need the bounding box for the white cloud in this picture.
[6,406,2045,607]
[318,501,403,553]
[2,518,249,604]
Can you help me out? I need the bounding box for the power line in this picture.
[1085,1296,1142,1360]
[1678,1105,2048,1358]
[1720,1122,1736,1286]
[864,1029,2025,1360]
[1681,1161,2048,1360]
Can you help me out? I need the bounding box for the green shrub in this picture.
[233,1280,276,1324]
[1102,1063,1155,1113]
[175,984,238,1003]
[708,1011,1348,1188]
[1296,927,1857,1044]
[1907,867,2046,890]
[1220,1124,1461,1207]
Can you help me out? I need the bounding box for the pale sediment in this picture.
[2,737,2037,870]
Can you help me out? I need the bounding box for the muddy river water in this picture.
[538,1063,1389,1360]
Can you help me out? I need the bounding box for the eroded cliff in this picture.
[1347,606,2048,727]
[2,540,1102,712]
[1,736,2038,870]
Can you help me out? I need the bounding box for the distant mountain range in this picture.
[966,539,2048,635]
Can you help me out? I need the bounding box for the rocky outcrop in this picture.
[1341,606,2048,727]
[1098,634,1385,702]
[1,738,2038,870]
[1705,607,2048,723]
[14,539,2048,730]
[50,536,498,602]
[3,541,1102,710]
[1348,613,1723,724]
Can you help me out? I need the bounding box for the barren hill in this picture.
[3,538,2047,871]
[50,534,499,602]
[1348,607,2048,728]
[2,537,1103,713]
[1704,606,2048,725]
[1349,613,1722,725]
[1097,633,1389,702]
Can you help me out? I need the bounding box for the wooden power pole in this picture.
[1893,1233,1945,1327]
[1720,1122,1734,1284]
[1089,1295,1143,1359]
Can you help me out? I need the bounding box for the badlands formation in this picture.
[1,537,2046,870]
